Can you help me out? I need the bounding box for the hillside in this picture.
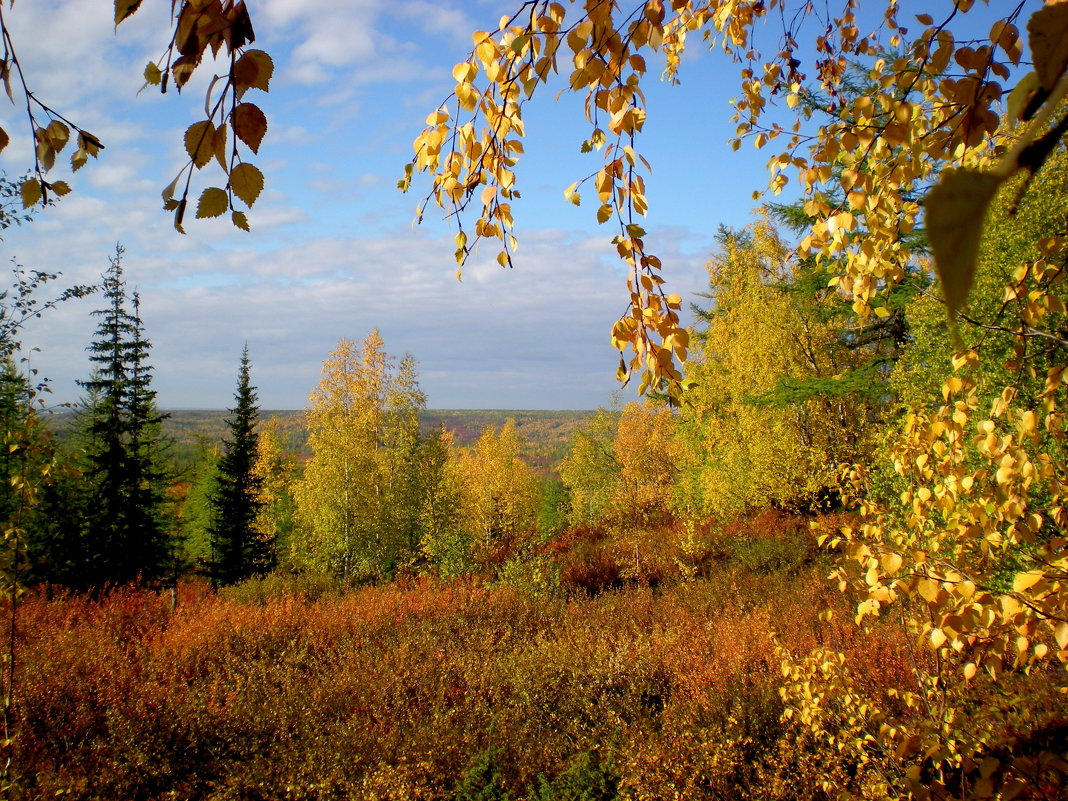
[48,409,596,476]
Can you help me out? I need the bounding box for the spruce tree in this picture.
[208,345,265,586]
[78,248,173,589]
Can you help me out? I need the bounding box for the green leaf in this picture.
[185,120,216,168]
[229,162,264,207]
[195,187,228,219]
[925,168,1005,314]
[231,210,250,232]
[1028,4,1068,91]
[19,178,41,209]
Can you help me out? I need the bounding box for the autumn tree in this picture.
[559,408,620,528]
[207,345,265,587]
[251,416,299,571]
[293,331,426,582]
[675,220,879,517]
[413,425,466,578]
[454,419,541,575]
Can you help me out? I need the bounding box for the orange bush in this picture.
[8,563,914,800]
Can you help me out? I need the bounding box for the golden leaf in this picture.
[1027,4,1068,91]
[926,168,1005,315]
[213,123,229,172]
[1056,621,1068,650]
[231,210,250,232]
[185,120,216,168]
[19,178,41,209]
[45,120,70,151]
[229,162,264,207]
[880,552,903,576]
[195,186,228,219]
[0,127,8,154]
[1012,570,1043,593]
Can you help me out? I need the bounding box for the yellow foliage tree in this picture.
[612,401,676,522]
[454,419,541,574]
[677,219,876,517]
[250,416,298,571]
[559,408,620,528]
[293,331,426,582]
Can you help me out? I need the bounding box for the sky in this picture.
[0,0,1009,410]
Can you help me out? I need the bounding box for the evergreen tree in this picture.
[77,248,173,589]
[207,345,265,587]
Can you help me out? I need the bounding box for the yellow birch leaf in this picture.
[231,210,250,231]
[19,178,41,209]
[214,123,229,172]
[1012,570,1043,593]
[195,186,228,219]
[453,62,477,83]
[234,50,273,92]
[45,120,70,151]
[143,61,162,86]
[51,181,71,197]
[880,552,903,575]
[926,168,1005,315]
[1027,4,1068,91]
[229,162,264,207]
[1007,72,1039,121]
[185,120,216,168]
[0,127,8,153]
[1055,621,1068,650]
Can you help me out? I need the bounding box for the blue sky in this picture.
[0,1,1012,409]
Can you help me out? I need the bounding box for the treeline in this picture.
[7,145,1066,595]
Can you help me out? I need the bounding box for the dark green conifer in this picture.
[78,248,173,589]
[208,345,266,586]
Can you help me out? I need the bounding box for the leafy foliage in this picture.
[0,1,270,232]
[293,331,429,581]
